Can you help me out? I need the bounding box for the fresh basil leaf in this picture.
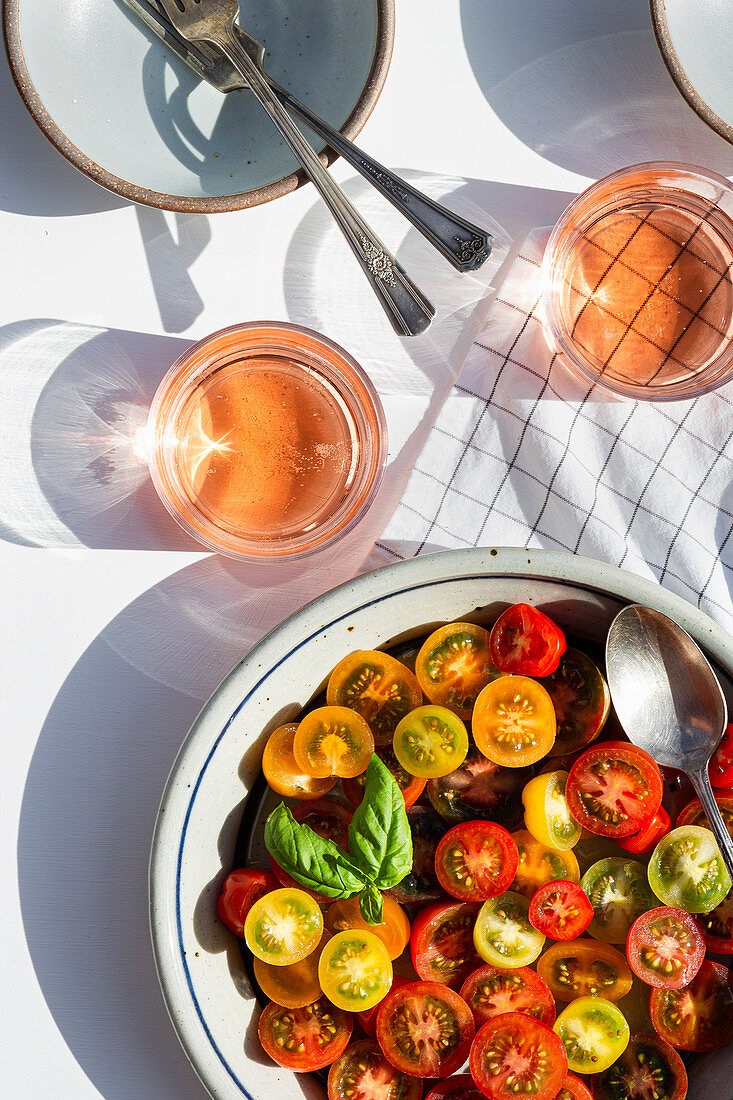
[359,883,384,925]
[264,803,365,898]
[348,754,413,890]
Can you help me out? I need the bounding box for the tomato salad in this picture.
[217,607,733,1100]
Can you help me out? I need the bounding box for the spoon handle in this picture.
[690,767,733,881]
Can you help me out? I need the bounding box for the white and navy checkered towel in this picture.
[377,230,733,632]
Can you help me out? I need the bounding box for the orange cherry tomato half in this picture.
[342,747,426,809]
[537,938,633,1003]
[262,723,336,800]
[473,676,557,767]
[511,830,580,900]
[435,820,518,902]
[528,880,593,941]
[566,741,663,839]
[217,867,279,937]
[327,1039,423,1100]
[327,650,423,747]
[626,906,705,990]
[555,1075,593,1100]
[293,706,374,779]
[415,622,496,720]
[459,963,556,1028]
[257,997,352,1071]
[325,894,411,961]
[469,1013,568,1100]
[489,603,566,678]
[253,928,330,1008]
[650,960,733,1051]
[376,980,475,1078]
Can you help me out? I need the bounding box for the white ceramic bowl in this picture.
[149,547,733,1100]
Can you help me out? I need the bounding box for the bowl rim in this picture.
[2,0,395,212]
[149,545,733,1099]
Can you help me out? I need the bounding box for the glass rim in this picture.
[147,321,388,560]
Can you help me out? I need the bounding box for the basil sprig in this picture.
[263,753,413,923]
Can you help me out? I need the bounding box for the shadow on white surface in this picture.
[134,209,211,334]
[460,0,733,177]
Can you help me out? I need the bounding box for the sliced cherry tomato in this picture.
[258,997,353,1071]
[411,900,482,988]
[650,959,733,1051]
[626,906,704,989]
[696,886,733,952]
[343,747,426,809]
[325,895,411,961]
[676,793,733,838]
[470,1013,568,1100]
[554,1075,593,1100]
[262,723,336,800]
[393,705,469,779]
[709,723,733,789]
[428,747,535,829]
[327,1039,423,1100]
[357,975,412,1037]
[537,938,633,1003]
[648,825,732,914]
[553,996,630,1074]
[616,807,671,855]
[217,867,279,937]
[435,820,518,902]
[415,622,496,720]
[591,1032,687,1100]
[327,650,423,747]
[489,603,566,678]
[473,890,545,968]
[566,742,663,839]
[511,829,580,899]
[544,649,609,756]
[522,771,581,851]
[529,880,593,941]
[244,887,324,965]
[459,963,556,1028]
[319,929,393,1012]
[293,706,374,779]
[425,1075,483,1100]
[376,980,475,1078]
[386,806,446,905]
[253,928,330,1008]
[581,858,657,944]
[270,798,353,901]
[473,676,557,767]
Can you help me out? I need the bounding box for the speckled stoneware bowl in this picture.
[149,547,733,1100]
[3,0,394,212]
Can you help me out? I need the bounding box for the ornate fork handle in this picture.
[214,29,434,336]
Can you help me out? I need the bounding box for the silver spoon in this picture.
[605,603,733,879]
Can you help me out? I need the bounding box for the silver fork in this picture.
[158,0,434,337]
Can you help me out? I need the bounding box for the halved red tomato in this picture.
[528,880,593,941]
[489,603,566,677]
[258,997,353,1071]
[555,1075,593,1100]
[415,622,496,720]
[327,650,423,747]
[709,723,733,789]
[544,649,610,756]
[376,980,475,1078]
[217,867,279,937]
[425,1075,483,1100]
[435,820,518,902]
[293,706,374,779]
[343,747,426,809]
[270,799,353,901]
[676,794,733,838]
[385,806,446,905]
[650,960,733,1051]
[566,742,663,838]
[428,747,535,830]
[537,939,633,1003]
[696,887,733,953]
[459,963,556,1028]
[591,1032,687,1100]
[411,900,481,988]
[626,906,705,989]
[328,1039,423,1100]
[357,975,412,1037]
[615,807,671,855]
[469,1013,568,1100]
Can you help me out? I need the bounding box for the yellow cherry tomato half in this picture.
[473,889,546,968]
[253,928,331,1008]
[393,705,469,779]
[473,675,556,767]
[511,829,580,899]
[244,887,323,965]
[523,770,581,851]
[554,996,630,1075]
[415,622,497,719]
[327,650,423,747]
[293,706,374,779]
[325,895,411,961]
[318,929,393,1012]
[262,724,337,800]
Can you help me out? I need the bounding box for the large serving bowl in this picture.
[149,547,733,1100]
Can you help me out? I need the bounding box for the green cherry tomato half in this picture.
[581,858,657,944]
[522,770,581,851]
[318,929,393,1012]
[553,996,630,1075]
[648,825,732,914]
[393,705,469,779]
[473,890,546,968]
[244,887,324,965]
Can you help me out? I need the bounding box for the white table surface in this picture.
[4,2,733,1097]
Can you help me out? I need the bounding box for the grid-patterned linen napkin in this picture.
[376,230,733,632]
